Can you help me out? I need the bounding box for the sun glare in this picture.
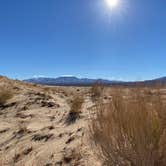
[106,0,119,8]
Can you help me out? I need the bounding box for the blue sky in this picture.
[0,0,166,81]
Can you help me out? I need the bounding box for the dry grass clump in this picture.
[43,87,51,94]
[0,88,14,106]
[70,96,84,113]
[66,96,84,124]
[91,82,104,102]
[90,89,166,166]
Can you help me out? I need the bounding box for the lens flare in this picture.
[106,0,119,8]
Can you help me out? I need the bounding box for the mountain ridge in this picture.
[23,76,166,86]
[24,76,122,86]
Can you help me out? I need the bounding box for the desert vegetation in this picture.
[91,82,105,102]
[90,87,166,166]
[2,76,166,165]
[0,88,14,106]
[66,95,84,124]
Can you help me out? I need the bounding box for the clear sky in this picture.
[0,0,166,81]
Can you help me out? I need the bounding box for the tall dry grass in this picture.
[90,88,166,166]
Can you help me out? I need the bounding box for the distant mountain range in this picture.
[23,76,166,86]
[24,76,123,86]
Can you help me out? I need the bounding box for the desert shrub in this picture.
[90,89,166,166]
[43,87,50,94]
[91,82,105,102]
[0,88,14,106]
[66,96,84,124]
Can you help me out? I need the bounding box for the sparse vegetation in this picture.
[0,88,14,106]
[43,87,50,94]
[90,88,166,166]
[3,76,166,165]
[91,82,104,102]
[66,96,84,124]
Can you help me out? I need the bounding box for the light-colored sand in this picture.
[0,76,100,166]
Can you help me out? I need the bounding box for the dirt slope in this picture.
[0,77,100,166]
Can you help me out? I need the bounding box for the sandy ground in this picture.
[0,76,101,166]
[1,76,166,166]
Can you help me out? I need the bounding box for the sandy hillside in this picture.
[0,76,101,166]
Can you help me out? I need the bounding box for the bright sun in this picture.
[106,0,119,8]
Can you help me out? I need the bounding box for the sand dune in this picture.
[0,76,100,166]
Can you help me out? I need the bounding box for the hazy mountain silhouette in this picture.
[24,76,166,86]
[24,76,122,86]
